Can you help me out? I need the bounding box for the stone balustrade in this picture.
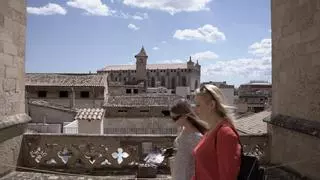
[19,133,269,175]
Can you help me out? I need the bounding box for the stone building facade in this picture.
[269,0,320,179]
[103,94,181,134]
[25,73,108,109]
[0,0,30,176]
[236,81,272,113]
[98,47,201,92]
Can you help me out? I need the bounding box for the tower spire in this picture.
[135,46,148,57]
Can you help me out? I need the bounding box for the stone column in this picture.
[0,0,30,176]
[269,0,320,179]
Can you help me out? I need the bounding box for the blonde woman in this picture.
[169,99,208,180]
[192,84,241,180]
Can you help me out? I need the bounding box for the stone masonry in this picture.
[0,0,30,177]
[270,0,320,179]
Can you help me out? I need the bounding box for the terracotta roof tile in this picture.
[75,108,105,121]
[234,110,270,135]
[25,73,108,87]
[104,94,182,107]
[98,63,188,71]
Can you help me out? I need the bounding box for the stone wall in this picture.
[28,104,76,124]
[0,0,29,176]
[270,0,320,179]
[105,106,169,117]
[104,117,177,134]
[27,86,104,108]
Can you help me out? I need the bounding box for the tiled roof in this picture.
[98,63,188,71]
[29,100,77,113]
[135,47,148,57]
[104,94,182,107]
[75,108,105,121]
[234,110,271,135]
[25,73,107,87]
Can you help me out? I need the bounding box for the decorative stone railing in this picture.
[19,133,269,175]
[240,134,269,164]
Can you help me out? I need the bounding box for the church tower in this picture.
[135,46,148,82]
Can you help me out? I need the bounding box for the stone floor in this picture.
[0,172,171,180]
[0,168,306,180]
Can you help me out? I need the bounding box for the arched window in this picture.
[195,80,198,89]
[161,76,165,87]
[151,77,155,87]
[182,76,187,86]
[171,77,176,89]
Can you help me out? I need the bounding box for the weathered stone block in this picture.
[306,37,320,53]
[4,78,16,91]
[0,13,4,28]
[311,51,320,66]
[0,53,13,66]
[0,28,13,43]
[300,24,320,43]
[8,0,25,14]
[3,42,17,55]
[5,67,18,78]
[9,8,25,25]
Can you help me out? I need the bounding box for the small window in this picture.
[80,91,90,98]
[140,110,149,113]
[118,110,128,112]
[126,89,132,94]
[59,91,69,98]
[161,110,170,116]
[38,91,47,98]
[133,89,138,94]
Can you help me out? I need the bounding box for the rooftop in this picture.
[74,108,105,121]
[104,94,182,107]
[25,73,108,87]
[234,110,271,135]
[28,100,77,113]
[98,63,188,72]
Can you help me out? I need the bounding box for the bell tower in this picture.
[135,46,148,82]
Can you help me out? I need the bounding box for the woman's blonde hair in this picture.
[170,99,209,135]
[195,84,236,125]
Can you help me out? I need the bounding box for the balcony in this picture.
[1,133,271,179]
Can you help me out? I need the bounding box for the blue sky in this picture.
[26,0,271,86]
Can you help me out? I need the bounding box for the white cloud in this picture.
[128,23,140,31]
[66,0,114,16]
[122,0,211,15]
[173,24,226,43]
[161,41,167,44]
[201,57,271,81]
[202,38,272,83]
[158,59,184,64]
[118,12,148,20]
[191,51,218,61]
[248,38,271,57]
[153,47,159,50]
[27,3,67,15]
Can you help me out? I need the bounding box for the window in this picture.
[151,77,155,87]
[38,91,47,98]
[140,110,149,113]
[80,91,90,98]
[118,110,128,112]
[161,76,165,87]
[161,110,170,116]
[133,89,138,94]
[182,76,187,86]
[59,91,68,98]
[126,89,132,94]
